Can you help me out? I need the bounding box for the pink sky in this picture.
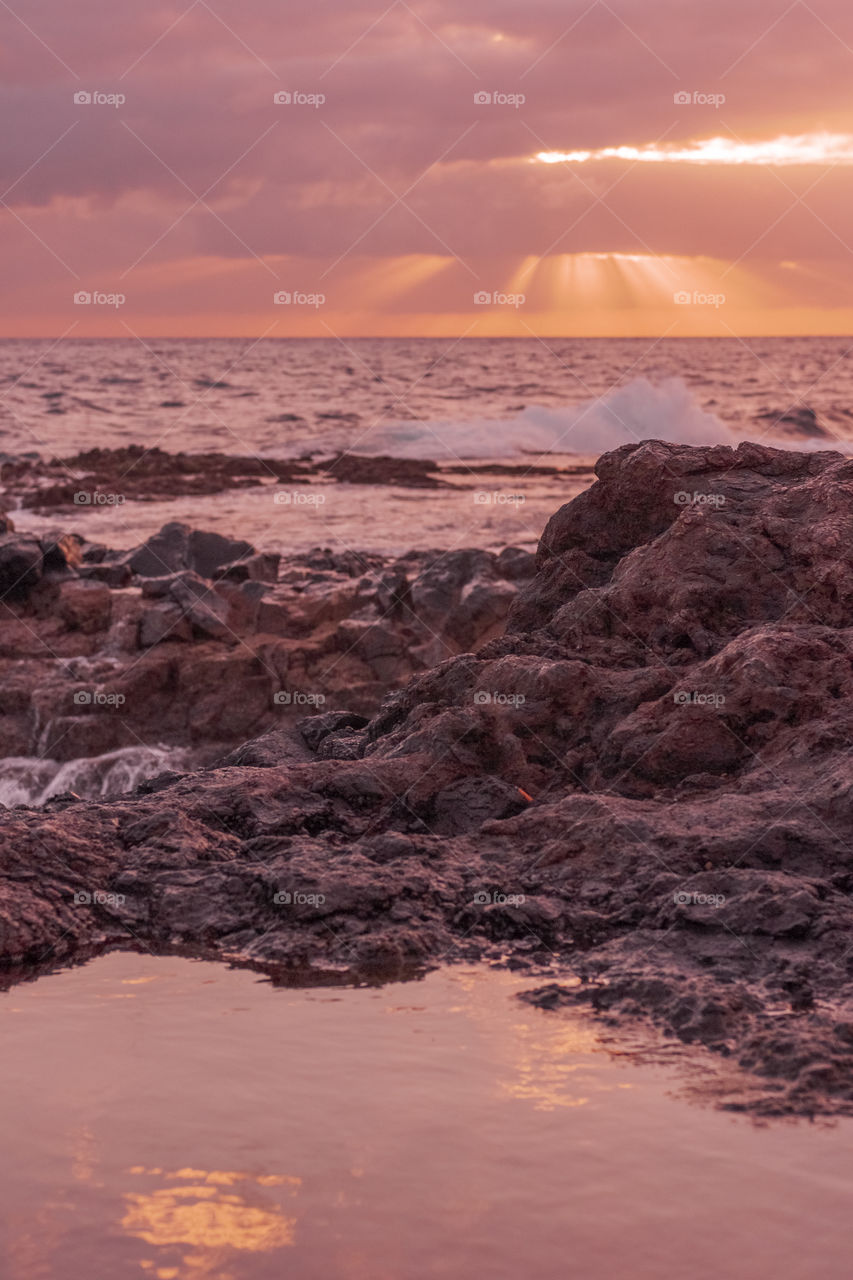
[3,0,853,335]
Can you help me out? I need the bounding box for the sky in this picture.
[3,0,853,337]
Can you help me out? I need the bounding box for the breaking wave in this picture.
[354,377,845,461]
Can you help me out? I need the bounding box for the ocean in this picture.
[3,335,852,553]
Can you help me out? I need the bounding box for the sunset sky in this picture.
[3,0,853,337]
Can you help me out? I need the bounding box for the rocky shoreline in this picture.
[0,513,535,770]
[2,438,853,1117]
[0,443,587,510]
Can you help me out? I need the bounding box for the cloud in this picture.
[2,0,853,331]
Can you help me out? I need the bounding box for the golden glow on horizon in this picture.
[8,250,850,338]
[505,251,736,305]
[346,252,453,306]
[535,132,853,166]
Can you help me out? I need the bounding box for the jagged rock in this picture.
[127,521,191,578]
[4,440,853,1117]
[216,552,280,583]
[495,546,536,580]
[126,522,254,581]
[335,619,411,682]
[139,602,193,647]
[299,710,370,752]
[167,573,232,641]
[187,529,254,579]
[0,535,43,600]
[221,728,315,767]
[39,530,84,572]
[56,580,112,634]
[78,562,132,588]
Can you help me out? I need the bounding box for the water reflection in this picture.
[121,1168,300,1277]
[435,969,608,1110]
[4,955,847,1280]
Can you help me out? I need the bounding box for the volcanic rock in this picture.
[0,535,43,600]
[2,440,853,1115]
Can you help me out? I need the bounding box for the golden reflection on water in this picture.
[443,972,617,1112]
[120,1167,300,1278]
[2,962,635,1278]
[501,1021,595,1110]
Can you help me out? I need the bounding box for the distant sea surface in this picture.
[3,336,852,552]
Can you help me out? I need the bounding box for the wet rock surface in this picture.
[2,438,853,1116]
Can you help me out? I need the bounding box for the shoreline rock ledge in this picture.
[3,438,853,1116]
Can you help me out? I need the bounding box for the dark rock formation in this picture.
[0,535,43,600]
[0,518,534,763]
[0,444,583,511]
[2,439,853,1116]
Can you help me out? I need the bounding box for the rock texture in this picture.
[0,444,580,510]
[2,439,853,1116]
[0,521,534,763]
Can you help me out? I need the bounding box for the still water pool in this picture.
[0,954,851,1279]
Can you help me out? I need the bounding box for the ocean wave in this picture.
[352,377,846,461]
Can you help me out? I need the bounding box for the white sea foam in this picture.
[0,745,187,809]
[354,377,846,460]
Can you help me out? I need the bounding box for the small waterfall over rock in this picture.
[0,746,187,808]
